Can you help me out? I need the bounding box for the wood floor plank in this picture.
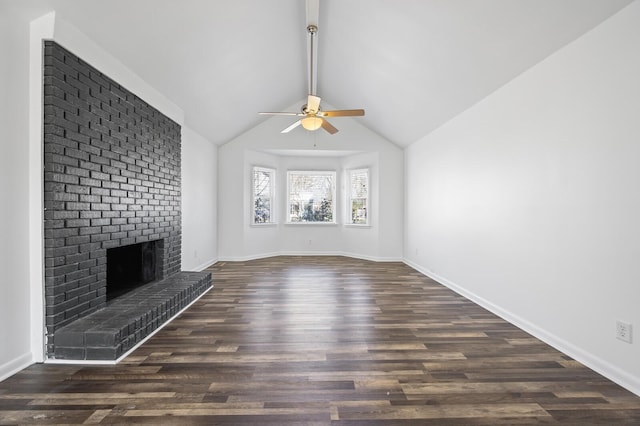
[1,256,639,424]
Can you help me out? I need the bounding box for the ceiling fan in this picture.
[258,3,364,135]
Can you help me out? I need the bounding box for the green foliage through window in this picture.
[253,167,275,224]
[287,171,336,223]
[349,169,369,225]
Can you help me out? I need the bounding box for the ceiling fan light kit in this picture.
[301,116,323,131]
[258,1,364,135]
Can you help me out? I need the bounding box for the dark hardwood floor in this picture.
[1,256,639,424]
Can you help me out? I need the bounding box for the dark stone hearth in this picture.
[54,271,211,360]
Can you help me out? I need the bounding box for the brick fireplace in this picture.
[43,41,211,360]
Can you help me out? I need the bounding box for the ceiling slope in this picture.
[4,0,635,146]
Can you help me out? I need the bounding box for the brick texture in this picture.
[53,271,211,360]
[43,41,182,356]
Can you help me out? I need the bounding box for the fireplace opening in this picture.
[106,241,160,301]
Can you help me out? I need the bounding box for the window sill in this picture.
[344,224,371,228]
[285,222,339,226]
[250,223,278,228]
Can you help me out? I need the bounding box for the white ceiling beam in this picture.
[306,0,319,95]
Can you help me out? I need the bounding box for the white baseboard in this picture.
[188,258,218,271]
[403,258,640,398]
[218,252,282,262]
[0,352,33,383]
[218,251,403,263]
[335,252,403,262]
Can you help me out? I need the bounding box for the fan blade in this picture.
[321,118,338,134]
[320,109,365,117]
[281,120,302,133]
[259,112,303,116]
[307,95,321,114]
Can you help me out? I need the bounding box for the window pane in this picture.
[351,198,367,224]
[287,172,335,223]
[253,167,274,224]
[351,171,368,198]
[349,169,369,225]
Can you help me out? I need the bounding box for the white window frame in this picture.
[251,166,276,225]
[347,168,369,226]
[286,170,337,224]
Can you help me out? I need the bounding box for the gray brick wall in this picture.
[43,41,182,356]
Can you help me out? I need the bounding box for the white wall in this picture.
[0,9,34,382]
[405,1,640,395]
[218,103,403,261]
[182,126,218,270]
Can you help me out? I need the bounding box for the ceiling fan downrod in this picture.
[307,24,317,97]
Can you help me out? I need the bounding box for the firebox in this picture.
[106,240,161,301]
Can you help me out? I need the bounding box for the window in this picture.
[252,166,275,224]
[348,168,369,225]
[287,171,336,223]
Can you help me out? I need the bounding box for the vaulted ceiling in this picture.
[4,0,634,146]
